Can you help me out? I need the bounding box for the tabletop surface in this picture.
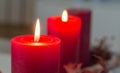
[0,53,11,73]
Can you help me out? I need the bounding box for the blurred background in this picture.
[0,0,120,73]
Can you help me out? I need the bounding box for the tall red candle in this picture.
[11,19,61,73]
[47,10,82,73]
[67,8,91,66]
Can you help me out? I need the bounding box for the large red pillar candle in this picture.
[11,19,61,73]
[47,10,82,73]
[67,8,91,66]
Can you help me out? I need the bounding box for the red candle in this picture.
[47,10,82,73]
[11,19,61,73]
[67,8,91,66]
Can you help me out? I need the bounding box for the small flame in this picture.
[34,18,40,42]
[62,10,68,22]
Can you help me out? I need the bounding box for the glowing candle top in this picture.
[34,18,40,42]
[62,10,68,22]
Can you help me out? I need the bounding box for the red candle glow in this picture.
[47,10,82,73]
[11,18,61,73]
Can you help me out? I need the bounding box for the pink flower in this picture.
[64,62,82,73]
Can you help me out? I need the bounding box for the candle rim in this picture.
[48,15,81,21]
[11,34,61,46]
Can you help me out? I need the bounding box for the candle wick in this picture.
[34,40,39,43]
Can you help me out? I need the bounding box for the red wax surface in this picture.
[68,8,91,66]
[47,16,82,73]
[11,35,60,73]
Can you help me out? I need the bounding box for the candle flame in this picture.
[62,10,68,22]
[34,18,40,42]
